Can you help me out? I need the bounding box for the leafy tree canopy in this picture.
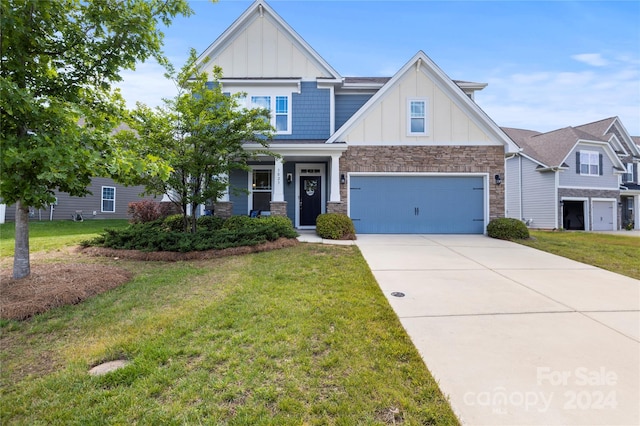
[127,49,274,233]
[0,0,194,278]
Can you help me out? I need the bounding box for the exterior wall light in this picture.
[340,174,346,185]
[286,173,292,185]
[494,174,502,185]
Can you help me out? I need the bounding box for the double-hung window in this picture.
[250,95,290,134]
[101,186,115,213]
[407,98,428,135]
[579,151,600,176]
[625,163,634,183]
[251,169,273,212]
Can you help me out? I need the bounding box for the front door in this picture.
[300,176,321,226]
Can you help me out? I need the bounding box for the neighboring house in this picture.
[202,0,518,234]
[2,178,157,222]
[504,117,640,231]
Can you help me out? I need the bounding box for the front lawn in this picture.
[519,231,640,280]
[0,219,129,257]
[1,243,458,424]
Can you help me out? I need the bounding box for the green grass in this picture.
[0,219,129,257]
[519,231,640,280]
[1,243,458,424]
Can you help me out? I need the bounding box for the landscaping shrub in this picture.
[487,217,530,240]
[127,201,172,224]
[87,214,298,252]
[196,215,225,231]
[163,214,186,232]
[222,215,256,231]
[315,213,356,240]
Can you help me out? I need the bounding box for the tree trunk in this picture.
[13,200,31,279]
[191,202,198,234]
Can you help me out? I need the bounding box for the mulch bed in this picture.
[1,264,133,321]
[1,238,299,321]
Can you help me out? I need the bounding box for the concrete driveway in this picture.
[355,234,640,426]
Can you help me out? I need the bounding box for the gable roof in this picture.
[502,124,626,171]
[327,50,519,151]
[196,0,341,81]
[575,117,640,157]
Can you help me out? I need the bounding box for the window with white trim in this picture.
[624,163,634,183]
[249,95,291,134]
[101,186,115,213]
[251,169,273,212]
[407,98,428,135]
[579,151,600,176]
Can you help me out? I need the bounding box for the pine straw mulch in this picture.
[1,238,299,321]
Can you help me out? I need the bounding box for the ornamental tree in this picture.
[0,0,194,279]
[127,50,274,233]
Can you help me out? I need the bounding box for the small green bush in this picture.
[487,218,530,240]
[197,215,225,231]
[315,213,356,240]
[163,214,186,232]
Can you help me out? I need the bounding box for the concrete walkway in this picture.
[353,235,640,426]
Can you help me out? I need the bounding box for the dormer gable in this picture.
[196,0,341,81]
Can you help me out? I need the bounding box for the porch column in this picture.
[273,158,284,202]
[329,154,341,202]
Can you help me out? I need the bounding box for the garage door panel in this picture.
[350,175,485,234]
[592,201,614,231]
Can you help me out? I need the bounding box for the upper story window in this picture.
[407,98,428,136]
[248,95,291,134]
[101,186,115,213]
[624,163,635,183]
[578,150,601,176]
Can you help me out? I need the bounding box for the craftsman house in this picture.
[204,0,518,234]
[504,117,640,231]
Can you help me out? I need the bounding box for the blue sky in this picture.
[117,0,640,135]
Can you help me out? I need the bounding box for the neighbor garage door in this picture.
[349,175,485,234]
[592,200,614,231]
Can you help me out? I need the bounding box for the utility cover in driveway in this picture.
[349,175,485,234]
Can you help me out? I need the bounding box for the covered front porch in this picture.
[214,143,348,228]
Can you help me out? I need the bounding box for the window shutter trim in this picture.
[599,154,603,176]
[576,151,580,174]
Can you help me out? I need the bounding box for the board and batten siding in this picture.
[2,178,156,222]
[342,65,495,146]
[559,145,619,189]
[201,13,331,79]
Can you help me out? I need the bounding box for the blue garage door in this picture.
[350,175,485,234]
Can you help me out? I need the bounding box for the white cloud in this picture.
[115,61,178,109]
[571,53,609,67]
[478,57,640,135]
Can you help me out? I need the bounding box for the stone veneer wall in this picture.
[213,202,233,219]
[269,201,288,217]
[338,145,506,220]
